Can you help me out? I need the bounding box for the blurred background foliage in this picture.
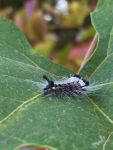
[0,0,97,71]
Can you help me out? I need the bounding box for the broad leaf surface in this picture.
[0,0,113,150]
[81,0,113,77]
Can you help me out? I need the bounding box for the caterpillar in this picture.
[42,74,95,97]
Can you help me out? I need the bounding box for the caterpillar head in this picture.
[43,75,55,95]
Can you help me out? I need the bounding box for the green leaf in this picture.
[0,0,113,150]
[81,0,113,77]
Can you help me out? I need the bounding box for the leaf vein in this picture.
[0,93,43,124]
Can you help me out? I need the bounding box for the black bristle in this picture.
[73,74,81,79]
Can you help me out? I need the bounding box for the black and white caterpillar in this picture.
[43,74,95,97]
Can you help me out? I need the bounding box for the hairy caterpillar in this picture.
[42,74,96,97]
